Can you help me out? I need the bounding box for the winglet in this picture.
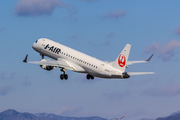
[146,54,154,62]
[23,54,28,63]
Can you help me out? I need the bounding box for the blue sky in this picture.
[1,0,180,120]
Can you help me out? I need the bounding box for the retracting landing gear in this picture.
[60,68,68,80]
[40,54,44,59]
[86,74,94,80]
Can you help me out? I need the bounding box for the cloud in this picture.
[0,71,16,81]
[128,77,156,87]
[102,40,112,46]
[145,40,180,61]
[129,109,147,117]
[175,26,180,35]
[103,91,131,100]
[107,32,115,38]
[80,0,100,2]
[140,118,155,120]
[64,6,77,21]
[22,77,32,87]
[69,34,78,39]
[121,108,147,120]
[100,10,126,20]
[56,107,82,116]
[87,39,113,46]
[0,86,14,96]
[15,0,65,16]
[142,83,180,97]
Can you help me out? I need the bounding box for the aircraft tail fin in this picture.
[112,44,131,72]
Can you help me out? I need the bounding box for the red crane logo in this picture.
[118,54,126,67]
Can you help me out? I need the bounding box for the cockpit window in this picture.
[35,40,38,43]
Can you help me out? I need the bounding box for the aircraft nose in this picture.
[32,42,37,50]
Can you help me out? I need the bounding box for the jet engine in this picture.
[39,59,56,71]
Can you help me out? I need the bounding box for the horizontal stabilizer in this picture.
[127,72,155,75]
[127,54,154,65]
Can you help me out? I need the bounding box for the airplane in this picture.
[23,38,154,80]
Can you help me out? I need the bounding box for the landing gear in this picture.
[60,73,68,80]
[40,54,44,59]
[60,68,68,80]
[86,74,94,80]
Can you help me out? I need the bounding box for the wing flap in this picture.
[28,60,75,70]
[23,54,75,71]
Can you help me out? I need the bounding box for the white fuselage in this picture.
[32,38,123,78]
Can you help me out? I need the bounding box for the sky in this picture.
[1,0,180,120]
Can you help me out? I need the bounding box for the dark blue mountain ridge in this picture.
[1,109,180,120]
[35,112,108,120]
[170,110,180,116]
[0,109,53,120]
[0,109,108,120]
[139,111,180,120]
[156,112,180,120]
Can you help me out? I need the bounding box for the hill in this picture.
[0,109,108,120]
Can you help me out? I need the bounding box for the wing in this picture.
[127,54,153,65]
[23,54,75,71]
[127,72,155,75]
[104,54,154,66]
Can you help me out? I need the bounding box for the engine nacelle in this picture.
[39,59,56,71]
